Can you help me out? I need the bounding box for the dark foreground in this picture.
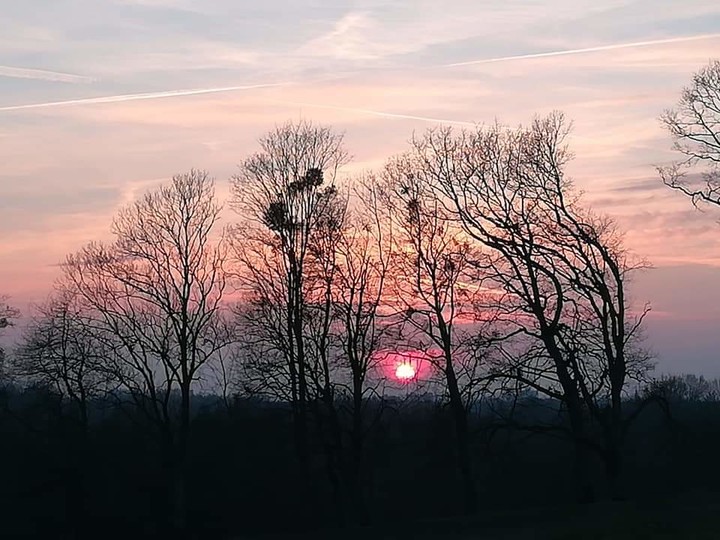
[249,493,720,540]
[2,387,720,539]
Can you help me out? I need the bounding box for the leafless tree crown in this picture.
[660,59,720,207]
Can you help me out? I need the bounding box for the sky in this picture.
[1,0,720,375]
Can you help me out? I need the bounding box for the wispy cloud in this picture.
[0,65,95,84]
[299,12,377,60]
[0,82,289,112]
[443,33,720,68]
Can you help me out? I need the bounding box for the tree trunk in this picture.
[312,393,345,524]
[349,372,370,525]
[71,401,90,540]
[171,384,191,537]
[566,399,595,504]
[445,363,477,515]
[603,399,625,501]
[606,370,626,500]
[63,409,89,540]
[293,331,310,479]
[545,335,595,503]
[287,274,312,524]
[564,389,595,503]
[291,274,310,473]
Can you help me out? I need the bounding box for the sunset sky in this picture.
[1,0,720,374]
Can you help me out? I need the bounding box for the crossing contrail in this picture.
[443,33,720,68]
[2,33,717,114]
[0,82,289,112]
[0,65,94,84]
[269,99,477,127]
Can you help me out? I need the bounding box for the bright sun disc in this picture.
[395,362,416,381]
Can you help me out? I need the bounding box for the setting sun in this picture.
[395,362,417,381]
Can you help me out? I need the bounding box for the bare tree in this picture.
[15,287,109,430]
[379,156,489,513]
[660,59,720,207]
[0,296,19,375]
[407,113,650,501]
[230,205,350,515]
[298,183,348,511]
[327,181,391,523]
[13,287,111,536]
[231,235,297,402]
[231,129,392,521]
[62,170,230,532]
[230,120,349,471]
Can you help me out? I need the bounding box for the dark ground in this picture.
[2,388,720,539]
[251,493,720,540]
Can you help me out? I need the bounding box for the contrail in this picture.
[3,33,716,115]
[443,33,720,68]
[0,82,289,112]
[0,65,95,84]
[269,99,477,128]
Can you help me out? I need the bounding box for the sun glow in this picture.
[395,362,417,381]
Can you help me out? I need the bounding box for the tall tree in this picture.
[328,182,391,523]
[230,120,349,471]
[63,170,230,533]
[660,59,720,207]
[407,113,650,501]
[379,159,487,513]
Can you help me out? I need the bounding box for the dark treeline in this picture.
[0,60,719,539]
[1,380,720,538]
[0,380,719,538]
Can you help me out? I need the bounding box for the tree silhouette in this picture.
[378,158,490,514]
[406,113,651,501]
[0,296,19,373]
[660,59,720,208]
[62,170,231,533]
[14,287,111,536]
[328,180,392,523]
[15,287,109,429]
[230,120,349,475]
